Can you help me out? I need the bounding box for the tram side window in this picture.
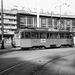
[67,34,70,39]
[47,33,50,38]
[64,34,67,38]
[57,34,60,39]
[53,34,56,39]
[25,32,30,39]
[50,34,53,38]
[32,32,39,39]
[60,33,64,39]
[50,34,56,39]
[70,34,72,38]
[54,33,59,39]
[40,33,47,39]
[64,34,69,39]
[66,33,73,39]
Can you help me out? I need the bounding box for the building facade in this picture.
[17,12,75,32]
[0,9,17,43]
[0,9,75,43]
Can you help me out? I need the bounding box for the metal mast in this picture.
[37,0,39,27]
[1,0,4,49]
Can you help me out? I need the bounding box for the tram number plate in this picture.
[41,39,46,43]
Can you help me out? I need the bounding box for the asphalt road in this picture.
[0,47,75,75]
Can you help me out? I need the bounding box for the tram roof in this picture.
[18,28,73,34]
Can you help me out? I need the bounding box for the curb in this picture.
[0,47,21,52]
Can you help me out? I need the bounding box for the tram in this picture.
[15,28,74,49]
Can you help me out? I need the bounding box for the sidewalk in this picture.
[0,47,21,52]
[0,43,21,52]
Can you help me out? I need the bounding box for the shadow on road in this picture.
[0,52,75,75]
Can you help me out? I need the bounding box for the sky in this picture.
[0,0,75,15]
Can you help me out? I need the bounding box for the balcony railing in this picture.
[0,26,17,29]
[0,20,17,24]
[4,31,14,34]
[4,15,17,19]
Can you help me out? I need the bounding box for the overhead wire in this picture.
[56,0,75,12]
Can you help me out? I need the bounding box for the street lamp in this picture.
[1,0,5,49]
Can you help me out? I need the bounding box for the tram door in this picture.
[56,33,63,47]
[13,34,20,47]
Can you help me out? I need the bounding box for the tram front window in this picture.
[21,32,24,39]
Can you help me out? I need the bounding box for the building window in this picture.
[9,19,14,21]
[54,19,57,29]
[66,19,70,30]
[41,18,46,28]
[41,18,46,25]
[14,19,17,21]
[72,20,75,28]
[27,16,33,27]
[20,17,26,25]
[34,17,37,27]
[47,18,52,28]
[5,14,16,16]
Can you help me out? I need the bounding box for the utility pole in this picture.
[37,0,39,27]
[1,0,5,49]
[51,11,53,29]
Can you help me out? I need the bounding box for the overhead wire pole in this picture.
[37,0,39,27]
[60,5,61,20]
[1,0,5,49]
[51,11,53,29]
[59,5,61,30]
[55,3,68,30]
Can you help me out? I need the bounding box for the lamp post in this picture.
[1,0,4,49]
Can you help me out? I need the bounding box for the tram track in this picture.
[31,51,75,75]
[0,50,75,75]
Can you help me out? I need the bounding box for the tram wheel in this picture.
[41,46,45,49]
[21,48,25,50]
[29,47,33,50]
[39,46,42,50]
[32,47,36,50]
[69,45,73,47]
